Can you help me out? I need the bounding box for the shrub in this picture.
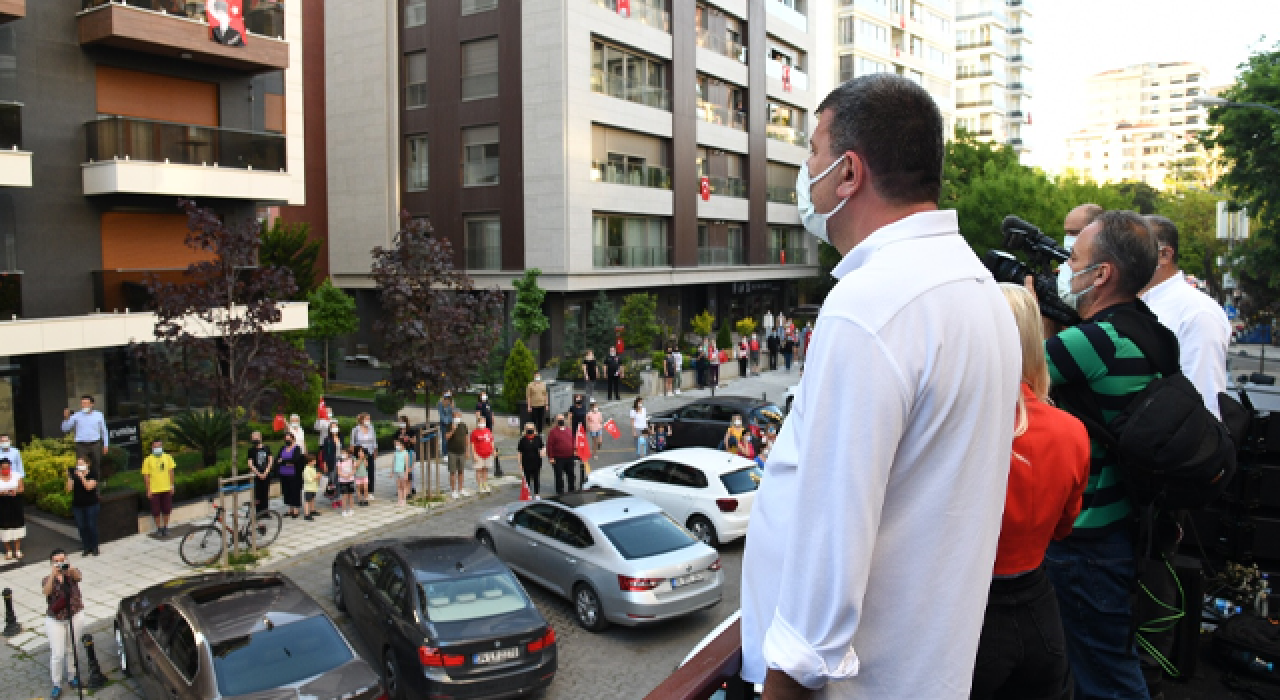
[374,391,406,416]
[140,418,173,450]
[102,445,130,481]
[23,454,75,505]
[38,492,72,519]
[650,351,666,372]
[279,371,325,420]
[735,318,758,338]
[168,410,235,467]
[716,323,732,351]
[620,361,643,392]
[504,340,536,412]
[558,354,582,382]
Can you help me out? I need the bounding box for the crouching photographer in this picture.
[42,548,84,698]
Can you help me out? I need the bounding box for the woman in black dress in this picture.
[276,434,304,518]
[247,431,274,513]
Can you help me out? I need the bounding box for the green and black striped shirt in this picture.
[1046,314,1162,536]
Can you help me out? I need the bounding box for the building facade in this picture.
[0,0,308,444]
[323,0,820,360]
[1064,62,1212,190]
[953,0,1030,154]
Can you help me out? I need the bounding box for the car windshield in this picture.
[754,406,783,424]
[721,466,763,494]
[600,513,696,560]
[420,572,532,622]
[212,614,354,696]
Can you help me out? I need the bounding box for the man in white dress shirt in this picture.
[1141,215,1231,418]
[740,74,1022,699]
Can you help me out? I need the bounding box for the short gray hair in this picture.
[1090,210,1158,298]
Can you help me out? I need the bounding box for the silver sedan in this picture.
[474,488,723,632]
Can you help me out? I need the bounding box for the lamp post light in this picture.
[1191,95,1280,118]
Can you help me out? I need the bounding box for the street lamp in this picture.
[1192,95,1280,117]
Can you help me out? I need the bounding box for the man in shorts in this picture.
[446,416,470,498]
[140,439,176,536]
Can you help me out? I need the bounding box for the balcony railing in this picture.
[1007,0,1032,10]
[85,116,286,171]
[466,246,502,270]
[92,268,189,313]
[697,247,744,266]
[462,73,499,100]
[956,99,1003,110]
[769,246,809,264]
[462,0,498,14]
[956,9,1007,23]
[766,123,806,147]
[590,0,671,32]
[0,271,20,319]
[592,71,672,111]
[1008,54,1025,63]
[464,160,500,186]
[698,102,747,131]
[765,60,810,91]
[766,185,796,204]
[696,29,746,63]
[956,39,1006,53]
[591,160,672,189]
[701,175,747,199]
[0,102,19,150]
[1008,25,1031,41]
[643,617,752,700]
[80,0,287,39]
[593,246,670,268]
[1007,81,1029,91]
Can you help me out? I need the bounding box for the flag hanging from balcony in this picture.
[618,0,631,18]
[782,65,792,92]
[207,0,247,47]
[700,177,711,201]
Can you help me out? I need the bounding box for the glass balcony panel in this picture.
[465,246,502,270]
[697,101,747,131]
[697,247,745,266]
[85,116,285,171]
[590,161,671,189]
[700,175,747,198]
[592,72,672,111]
[592,246,671,268]
[696,28,746,63]
[464,159,501,186]
[590,0,671,32]
[81,0,287,39]
[766,185,796,204]
[765,123,806,146]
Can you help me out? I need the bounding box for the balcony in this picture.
[956,8,1007,24]
[1008,25,1032,42]
[593,246,670,268]
[0,271,19,319]
[592,71,672,111]
[91,268,192,313]
[82,116,292,200]
[697,246,744,266]
[1007,80,1031,94]
[701,175,747,199]
[765,60,809,92]
[766,123,806,147]
[956,39,1006,54]
[590,0,671,33]
[766,185,796,205]
[1007,109,1025,121]
[465,246,502,271]
[766,0,807,33]
[698,102,747,131]
[78,1,288,74]
[642,616,751,700]
[956,99,1005,111]
[0,103,30,188]
[1007,0,1032,12]
[768,246,808,265]
[464,159,501,186]
[0,0,23,25]
[697,28,746,63]
[1008,53,1027,65]
[956,67,1006,84]
[591,160,672,189]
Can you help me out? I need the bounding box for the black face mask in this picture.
[557,420,566,426]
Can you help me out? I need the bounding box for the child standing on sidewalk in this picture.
[353,446,371,507]
[393,438,410,506]
[336,448,356,517]
[302,456,319,521]
[586,400,604,452]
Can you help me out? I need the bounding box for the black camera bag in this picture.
[1214,613,1280,683]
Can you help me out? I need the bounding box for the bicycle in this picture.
[179,489,283,567]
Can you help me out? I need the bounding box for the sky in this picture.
[1023,0,1279,173]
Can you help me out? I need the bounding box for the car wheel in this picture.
[383,649,404,700]
[332,566,346,612]
[114,621,130,677]
[687,515,719,547]
[476,530,495,553]
[573,584,609,633]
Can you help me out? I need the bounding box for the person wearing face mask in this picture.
[437,392,456,459]
[629,398,649,457]
[60,396,108,477]
[321,421,344,509]
[740,75,1021,700]
[581,350,599,403]
[142,440,178,536]
[526,375,548,434]
[1043,210,1170,700]
[0,457,24,560]
[287,414,308,454]
[349,413,378,499]
[0,433,23,480]
[516,423,546,497]
[392,439,411,507]
[245,432,274,519]
[446,415,470,499]
[545,414,576,493]
[570,395,587,438]
[605,348,624,401]
[722,414,746,452]
[276,433,304,519]
[470,417,496,494]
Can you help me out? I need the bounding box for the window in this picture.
[465,216,501,270]
[859,57,889,76]
[404,0,426,27]
[554,513,595,548]
[405,135,428,191]
[767,102,806,146]
[212,616,354,697]
[623,460,671,483]
[514,503,560,536]
[361,550,389,587]
[668,464,708,489]
[767,162,798,204]
[696,147,747,198]
[378,560,410,611]
[859,19,889,47]
[462,125,500,186]
[838,17,854,45]
[461,39,499,100]
[1186,116,1199,125]
[591,123,671,188]
[462,0,498,14]
[167,618,199,682]
[422,573,532,622]
[721,466,763,494]
[405,52,427,108]
[144,605,179,649]
[839,54,854,83]
[696,74,746,131]
[593,215,670,268]
[680,403,712,420]
[592,41,671,111]
[768,226,808,264]
[599,513,696,560]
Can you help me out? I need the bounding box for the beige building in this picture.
[953,0,1031,155]
[1064,62,1212,189]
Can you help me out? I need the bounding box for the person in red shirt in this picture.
[970,284,1091,700]
[545,414,576,494]
[469,417,496,494]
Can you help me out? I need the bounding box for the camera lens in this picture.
[59,562,69,571]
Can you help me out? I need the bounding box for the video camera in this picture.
[981,215,1081,327]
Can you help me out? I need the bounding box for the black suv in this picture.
[648,396,784,449]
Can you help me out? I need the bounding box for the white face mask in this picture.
[1056,262,1099,312]
[0,441,9,450]
[796,155,850,245]
[152,448,163,456]
[480,395,487,401]
[82,406,92,413]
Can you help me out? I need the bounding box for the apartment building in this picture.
[1064,62,1212,190]
[324,0,820,359]
[953,0,1030,154]
[0,0,308,444]
[819,0,955,133]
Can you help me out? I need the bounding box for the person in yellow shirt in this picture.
[140,440,177,537]
[302,456,320,521]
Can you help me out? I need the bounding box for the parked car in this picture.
[331,537,557,700]
[783,384,798,415]
[583,448,763,546]
[113,572,383,700]
[475,489,723,632]
[647,396,784,450]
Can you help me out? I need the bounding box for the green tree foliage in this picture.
[259,218,321,299]
[690,310,715,342]
[618,293,659,357]
[168,410,235,467]
[585,291,618,357]
[503,339,536,412]
[735,318,758,337]
[280,371,324,420]
[307,280,359,389]
[1158,186,1227,298]
[1202,39,1280,315]
[716,322,732,350]
[512,268,550,343]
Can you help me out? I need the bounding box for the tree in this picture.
[512,268,550,344]
[1157,186,1227,298]
[690,310,715,344]
[307,280,359,389]
[1202,39,1280,313]
[585,291,618,357]
[716,322,732,350]
[371,214,505,412]
[735,318,758,337]
[504,339,536,415]
[146,201,310,559]
[259,218,321,299]
[617,293,659,358]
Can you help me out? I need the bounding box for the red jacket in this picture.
[546,426,575,459]
[993,384,1091,577]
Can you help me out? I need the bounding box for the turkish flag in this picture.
[618,0,631,18]
[604,419,621,440]
[700,177,711,201]
[783,65,792,92]
[316,399,327,422]
[780,249,787,265]
[207,0,248,46]
[273,414,285,432]
[575,425,592,462]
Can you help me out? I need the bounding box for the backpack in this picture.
[1213,613,1280,685]
[1055,303,1237,511]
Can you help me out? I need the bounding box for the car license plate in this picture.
[671,572,705,588]
[473,648,521,665]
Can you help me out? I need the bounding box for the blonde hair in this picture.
[999,283,1051,438]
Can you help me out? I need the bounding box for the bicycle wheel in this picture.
[248,510,283,548]
[180,525,225,567]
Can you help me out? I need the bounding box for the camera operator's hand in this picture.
[1024,274,1036,296]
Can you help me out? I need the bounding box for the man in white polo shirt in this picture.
[740,74,1021,699]
[1141,215,1231,418]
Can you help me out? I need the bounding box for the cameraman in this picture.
[42,548,84,698]
[1044,210,1166,700]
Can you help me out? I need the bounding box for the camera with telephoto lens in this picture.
[57,562,69,571]
[981,215,1081,327]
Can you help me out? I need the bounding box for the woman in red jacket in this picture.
[970,283,1091,700]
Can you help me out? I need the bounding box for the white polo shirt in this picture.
[740,209,1021,698]
[1141,272,1231,418]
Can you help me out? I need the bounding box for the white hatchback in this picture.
[584,447,763,546]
